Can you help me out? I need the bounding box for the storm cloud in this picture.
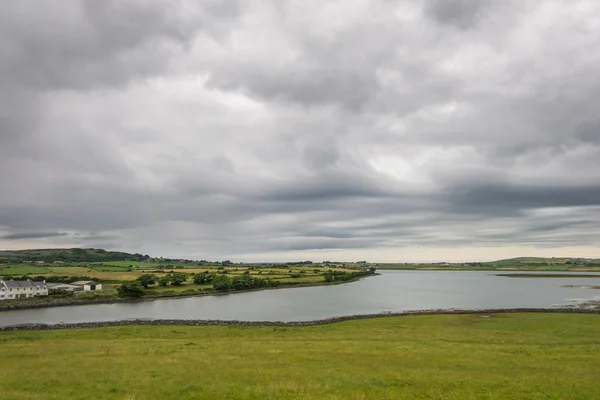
[1,0,599,261]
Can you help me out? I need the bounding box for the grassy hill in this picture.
[491,257,580,265]
[375,256,600,271]
[0,248,151,264]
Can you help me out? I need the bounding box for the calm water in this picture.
[1,270,600,327]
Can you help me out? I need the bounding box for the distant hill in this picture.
[490,257,594,266]
[0,248,150,264]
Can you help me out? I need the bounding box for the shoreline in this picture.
[1,307,599,331]
[0,273,374,312]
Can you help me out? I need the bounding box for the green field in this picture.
[0,264,51,275]
[89,261,159,267]
[1,313,599,400]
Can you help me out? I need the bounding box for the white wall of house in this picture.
[83,283,102,291]
[0,281,48,301]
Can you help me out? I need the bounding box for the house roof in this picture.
[46,283,79,289]
[0,280,47,289]
[71,281,96,285]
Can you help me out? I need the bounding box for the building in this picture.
[46,282,81,292]
[71,281,102,291]
[0,279,48,301]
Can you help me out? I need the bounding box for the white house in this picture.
[71,281,102,291]
[0,279,48,301]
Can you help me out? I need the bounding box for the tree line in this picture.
[116,268,377,298]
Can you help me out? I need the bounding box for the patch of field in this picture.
[277,275,328,283]
[88,261,158,267]
[171,268,216,274]
[146,283,213,296]
[0,265,52,275]
[1,313,599,399]
[45,267,163,281]
[88,265,130,272]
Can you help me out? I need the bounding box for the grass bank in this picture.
[1,313,599,399]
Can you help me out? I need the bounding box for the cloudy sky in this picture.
[1,0,599,262]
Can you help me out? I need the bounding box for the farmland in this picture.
[1,313,599,399]
[0,256,372,307]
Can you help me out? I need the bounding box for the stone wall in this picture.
[1,308,598,331]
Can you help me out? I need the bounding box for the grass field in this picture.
[1,264,353,286]
[88,261,160,267]
[1,313,599,400]
[0,264,52,275]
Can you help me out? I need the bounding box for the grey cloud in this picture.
[0,0,196,92]
[1,0,600,260]
[446,183,600,215]
[423,0,493,29]
[1,232,68,240]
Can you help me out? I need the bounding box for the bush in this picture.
[193,272,214,284]
[136,274,158,288]
[116,282,145,298]
[212,274,231,291]
[170,273,187,286]
[231,274,254,290]
[158,276,171,286]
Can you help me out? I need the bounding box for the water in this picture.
[1,270,600,327]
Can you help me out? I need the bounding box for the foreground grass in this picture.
[1,314,599,400]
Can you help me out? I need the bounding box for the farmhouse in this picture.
[71,281,102,291]
[0,279,48,300]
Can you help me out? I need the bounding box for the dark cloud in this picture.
[0,0,196,92]
[1,0,599,261]
[423,0,493,29]
[447,183,600,213]
[1,232,68,240]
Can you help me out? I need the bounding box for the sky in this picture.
[1,0,599,262]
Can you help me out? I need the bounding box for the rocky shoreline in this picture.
[1,307,599,331]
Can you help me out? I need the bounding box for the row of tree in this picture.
[323,268,376,283]
[136,273,188,288]
[116,267,377,298]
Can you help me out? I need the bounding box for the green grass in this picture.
[89,261,158,267]
[145,283,213,296]
[0,264,51,275]
[88,265,130,272]
[1,313,599,400]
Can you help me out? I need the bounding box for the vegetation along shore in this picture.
[0,248,376,310]
[2,248,599,311]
